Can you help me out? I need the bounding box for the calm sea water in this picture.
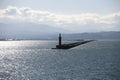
[0,40,120,80]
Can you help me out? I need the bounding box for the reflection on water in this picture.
[0,40,120,80]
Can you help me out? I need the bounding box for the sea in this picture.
[0,40,120,80]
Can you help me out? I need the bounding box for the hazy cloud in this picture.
[0,6,120,32]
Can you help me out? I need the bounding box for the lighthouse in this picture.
[52,33,94,49]
[58,33,62,48]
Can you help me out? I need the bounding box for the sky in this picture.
[0,0,120,33]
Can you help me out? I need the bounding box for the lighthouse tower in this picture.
[58,33,62,48]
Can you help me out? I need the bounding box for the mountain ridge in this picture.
[0,23,120,40]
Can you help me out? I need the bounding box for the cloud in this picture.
[0,6,120,32]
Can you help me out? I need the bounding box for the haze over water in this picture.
[0,40,120,80]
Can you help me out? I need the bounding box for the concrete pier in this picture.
[52,34,94,49]
[56,40,93,49]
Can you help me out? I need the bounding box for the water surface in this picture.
[0,40,120,80]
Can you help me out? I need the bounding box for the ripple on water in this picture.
[0,71,11,80]
[0,41,120,80]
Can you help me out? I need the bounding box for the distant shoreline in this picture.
[0,39,120,41]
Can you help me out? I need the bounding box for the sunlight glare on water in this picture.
[0,40,120,80]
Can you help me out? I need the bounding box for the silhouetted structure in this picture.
[52,33,94,49]
[58,33,62,48]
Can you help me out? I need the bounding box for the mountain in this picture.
[45,31,120,40]
[0,23,120,40]
[61,31,120,40]
[0,22,66,39]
